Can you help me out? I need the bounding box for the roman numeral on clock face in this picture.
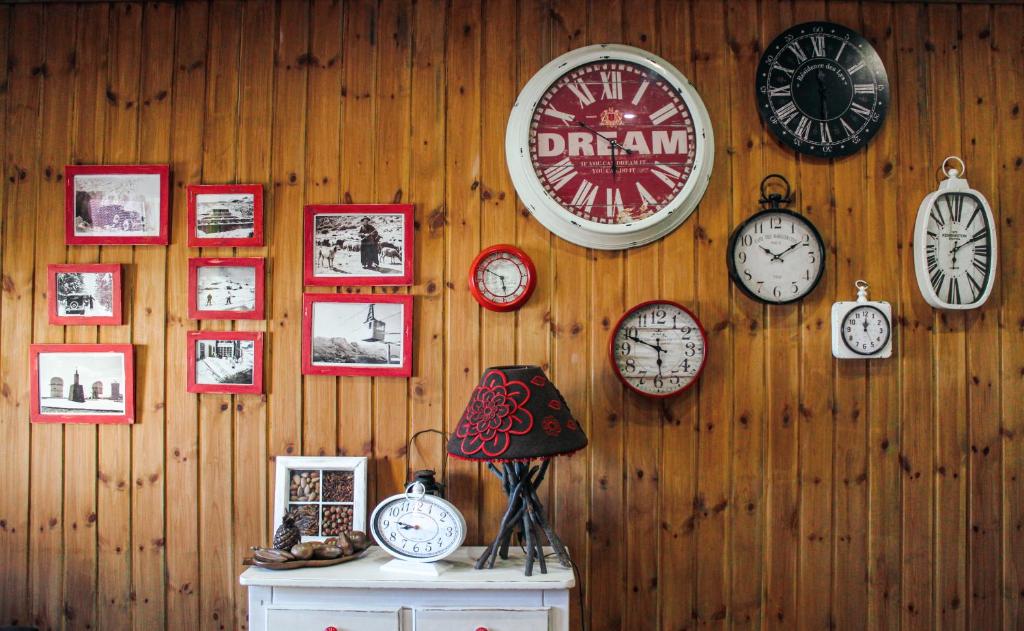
[636,182,657,206]
[775,100,799,124]
[849,101,872,118]
[967,272,984,299]
[772,62,795,77]
[649,102,679,125]
[793,116,812,140]
[811,35,826,57]
[631,79,650,105]
[847,60,866,74]
[651,162,682,188]
[947,277,962,305]
[854,83,875,95]
[600,71,623,99]
[930,268,945,293]
[543,157,577,191]
[567,79,596,107]
[544,106,575,122]
[820,122,832,143]
[788,41,808,63]
[948,194,964,223]
[769,85,791,98]
[570,179,599,213]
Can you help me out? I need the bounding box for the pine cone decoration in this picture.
[273,512,301,550]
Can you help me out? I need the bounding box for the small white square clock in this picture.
[831,281,893,359]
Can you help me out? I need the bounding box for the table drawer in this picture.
[414,607,549,631]
[266,606,402,631]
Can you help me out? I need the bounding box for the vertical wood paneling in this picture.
[0,3,1021,631]
[29,5,75,630]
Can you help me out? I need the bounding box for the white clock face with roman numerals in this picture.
[370,492,466,563]
[913,166,998,310]
[922,192,994,307]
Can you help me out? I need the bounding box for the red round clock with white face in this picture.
[468,244,537,312]
[610,300,708,398]
[507,44,714,250]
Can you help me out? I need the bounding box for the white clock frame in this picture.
[913,156,997,310]
[831,281,893,359]
[505,43,715,250]
[370,485,467,565]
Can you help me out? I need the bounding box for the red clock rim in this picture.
[608,299,709,399]
[467,244,537,312]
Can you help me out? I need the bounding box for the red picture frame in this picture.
[186,331,264,394]
[47,263,123,325]
[186,184,264,247]
[188,257,265,320]
[65,164,170,245]
[30,343,134,424]
[302,293,413,377]
[303,204,414,286]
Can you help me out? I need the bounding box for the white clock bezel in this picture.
[912,160,997,310]
[505,43,715,250]
[370,489,467,564]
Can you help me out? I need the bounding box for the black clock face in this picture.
[756,22,889,157]
[727,209,825,304]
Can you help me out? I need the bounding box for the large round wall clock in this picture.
[913,157,997,310]
[506,44,715,250]
[756,22,889,157]
[468,244,537,312]
[727,174,825,304]
[609,300,708,398]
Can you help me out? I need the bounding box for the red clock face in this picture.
[468,245,537,312]
[529,61,698,225]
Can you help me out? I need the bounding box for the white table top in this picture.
[240,546,575,590]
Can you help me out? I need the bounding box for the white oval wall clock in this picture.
[506,44,715,250]
[913,156,997,310]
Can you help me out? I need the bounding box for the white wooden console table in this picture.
[240,546,574,631]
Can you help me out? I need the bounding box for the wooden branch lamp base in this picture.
[476,460,572,576]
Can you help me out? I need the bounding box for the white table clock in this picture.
[370,482,466,576]
[913,156,997,309]
[831,280,893,359]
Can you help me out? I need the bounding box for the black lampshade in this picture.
[447,365,587,462]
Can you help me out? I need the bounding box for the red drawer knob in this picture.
[475,628,488,631]
[325,627,338,631]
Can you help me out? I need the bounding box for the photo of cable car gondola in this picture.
[301,294,413,378]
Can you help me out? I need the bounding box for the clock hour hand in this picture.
[396,521,419,530]
[774,240,804,259]
[485,268,508,292]
[626,333,665,353]
[759,245,783,261]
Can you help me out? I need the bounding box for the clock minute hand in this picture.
[626,333,665,353]
[774,240,804,259]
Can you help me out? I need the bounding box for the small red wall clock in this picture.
[47,263,123,326]
[188,257,265,320]
[65,164,170,245]
[609,300,708,398]
[30,343,135,424]
[187,331,264,394]
[468,244,537,312]
[187,184,264,248]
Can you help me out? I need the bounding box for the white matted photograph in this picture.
[301,294,413,377]
[31,346,134,424]
[65,165,169,244]
[303,204,413,286]
[195,193,255,240]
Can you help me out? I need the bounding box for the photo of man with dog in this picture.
[312,211,405,278]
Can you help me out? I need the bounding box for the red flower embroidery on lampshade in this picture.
[542,416,562,437]
[530,375,548,387]
[455,369,533,457]
[566,418,578,431]
[547,399,562,410]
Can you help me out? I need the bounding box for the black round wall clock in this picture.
[756,22,889,157]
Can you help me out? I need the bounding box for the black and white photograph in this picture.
[302,295,413,377]
[66,167,167,241]
[56,271,113,317]
[195,193,255,240]
[36,352,126,416]
[304,205,414,286]
[198,265,255,311]
[196,338,254,384]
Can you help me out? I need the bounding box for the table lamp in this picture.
[447,365,587,576]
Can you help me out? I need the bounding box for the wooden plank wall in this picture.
[0,2,1021,630]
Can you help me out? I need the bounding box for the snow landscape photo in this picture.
[196,265,257,312]
[73,173,162,237]
[311,301,405,368]
[55,271,114,318]
[312,212,406,278]
[38,351,126,416]
[195,339,255,385]
[195,193,256,240]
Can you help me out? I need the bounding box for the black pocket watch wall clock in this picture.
[756,22,889,157]
[727,174,825,304]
